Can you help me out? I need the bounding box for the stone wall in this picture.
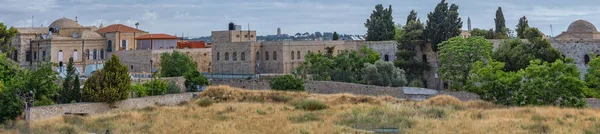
[586,98,600,109]
[30,92,196,120]
[114,48,212,73]
[305,81,405,98]
[210,79,271,90]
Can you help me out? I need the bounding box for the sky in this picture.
[1,0,599,37]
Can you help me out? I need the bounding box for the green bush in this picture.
[269,75,304,91]
[131,84,148,97]
[408,79,424,87]
[196,97,214,107]
[293,99,328,111]
[143,79,168,96]
[183,70,209,92]
[160,51,198,77]
[166,81,181,94]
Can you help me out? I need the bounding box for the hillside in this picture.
[2,86,600,134]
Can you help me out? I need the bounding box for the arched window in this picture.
[86,49,91,60]
[273,51,277,60]
[225,52,229,61]
[291,51,295,60]
[241,52,246,61]
[265,52,269,60]
[256,52,260,60]
[58,50,63,62]
[585,55,591,64]
[121,40,127,50]
[422,55,427,62]
[384,54,389,61]
[233,52,237,61]
[93,49,97,60]
[73,49,78,60]
[297,51,300,59]
[217,52,220,60]
[107,40,113,52]
[100,49,104,59]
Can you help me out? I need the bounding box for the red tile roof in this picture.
[136,34,178,40]
[95,24,146,33]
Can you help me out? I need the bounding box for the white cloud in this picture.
[141,10,158,24]
[0,0,59,13]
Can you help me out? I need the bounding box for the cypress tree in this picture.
[333,32,339,40]
[516,16,529,39]
[365,4,396,41]
[495,7,506,33]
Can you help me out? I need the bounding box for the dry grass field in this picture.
[2,86,600,134]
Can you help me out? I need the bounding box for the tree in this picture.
[494,7,508,38]
[184,70,209,92]
[439,36,493,90]
[516,16,529,39]
[493,30,561,72]
[406,10,418,25]
[0,54,21,123]
[585,56,600,98]
[523,27,543,39]
[362,60,407,87]
[143,78,168,96]
[5,62,59,106]
[470,28,491,38]
[83,54,131,103]
[517,60,587,107]
[60,57,81,103]
[395,17,430,84]
[160,51,198,77]
[471,60,587,107]
[325,46,335,58]
[425,0,462,51]
[0,23,18,56]
[296,46,379,83]
[365,4,395,41]
[332,32,339,40]
[270,75,304,91]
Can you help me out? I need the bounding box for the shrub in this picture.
[196,97,214,107]
[270,75,304,91]
[166,81,181,94]
[143,79,168,96]
[288,113,322,123]
[184,70,209,92]
[293,99,328,111]
[408,79,424,87]
[362,60,407,87]
[131,84,148,97]
[83,55,131,103]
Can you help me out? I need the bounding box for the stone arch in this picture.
[256,51,260,60]
[273,51,277,60]
[107,40,113,52]
[217,52,220,60]
[297,51,300,59]
[265,52,269,60]
[225,52,229,61]
[384,54,389,61]
[291,51,295,60]
[585,55,591,64]
[233,52,237,61]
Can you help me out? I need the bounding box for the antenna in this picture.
[32,15,34,27]
[550,24,554,37]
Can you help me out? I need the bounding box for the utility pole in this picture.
[82,41,86,77]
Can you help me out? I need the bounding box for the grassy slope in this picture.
[2,86,600,134]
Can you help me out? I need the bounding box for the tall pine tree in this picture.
[395,11,430,86]
[333,32,339,40]
[406,10,418,25]
[83,54,131,103]
[425,0,462,51]
[365,4,395,41]
[516,16,529,39]
[60,57,81,103]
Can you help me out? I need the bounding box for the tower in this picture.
[277,28,281,36]
[467,17,472,31]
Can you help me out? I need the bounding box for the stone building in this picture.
[95,24,148,51]
[114,48,212,75]
[10,17,149,76]
[552,19,600,75]
[211,28,397,75]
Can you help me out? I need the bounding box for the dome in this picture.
[567,20,597,33]
[80,31,103,39]
[49,18,82,29]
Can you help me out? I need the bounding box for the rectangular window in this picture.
[42,51,46,61]
[26,51,31,61]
